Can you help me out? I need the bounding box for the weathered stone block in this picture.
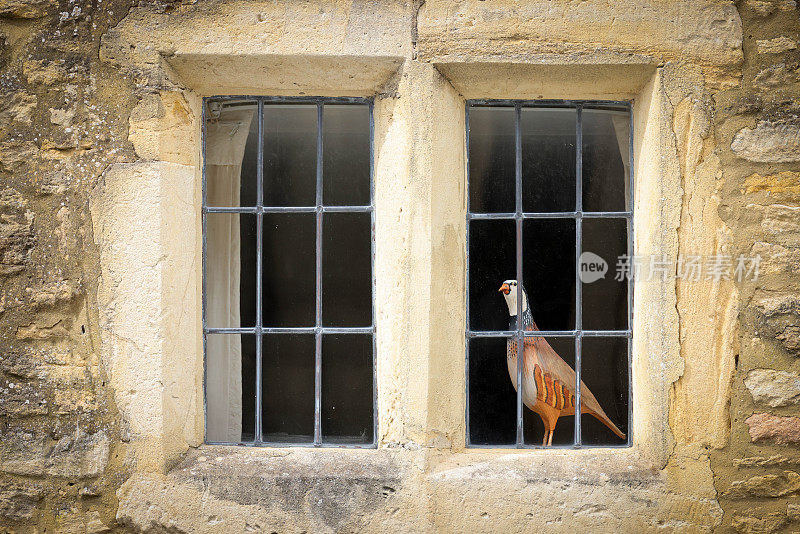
[85,510,111,533]
[25,280,80,309]
[752,293,799,317]
[0,480,43,521]
[745,369,800,407]
[22,58,75,85]
[731,121,800,162]
[746,0,797,17]
[760,204,800,247]
[0,379,47,416]
[118,448,408,533]
[777,326,800,351]
[37,171,72,196]
[731,504,800,533]
[417,0,743,70]
[0,349,38,379]
[128,91,194,164]
[757,36,798,54]
[0,0,56,18]
[49,106,76,128]
[670,94,738,449]
[725,470,800,498]
[15,319,70,340]
[47,431,110,478]
[743,171,800,202]
[0,430,109,478]
[0,188,33,276]
[751,242,800,279]
[753,63,800,89]
[746,413,800,444]
[747,292,800,355]
[734,455,800,468]
[0,431,47,475]
[732,510,790,534]
[0,91,37,125]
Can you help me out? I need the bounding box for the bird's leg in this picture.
[547,413,559,446]
[537,407,559,447]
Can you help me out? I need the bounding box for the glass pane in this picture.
[322,213,371,327]
[468,107,515,213]
[205,213,257,328]
[322,335,373,444]
[522,219,576,331]
[262,214,315,327]
[582,108,630,212]
[580,336,629,445]
[323,104,370,206]
[205,334,256,443]
[469,219,515,332]
[262,334,315,443]
[523,336,575,446]
[582,218,628,331]
[262,104,317,206]
[468,336,516,445]
[522,108,576,213]
[205,100,258,207]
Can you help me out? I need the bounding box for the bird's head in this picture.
[498,279,528,317]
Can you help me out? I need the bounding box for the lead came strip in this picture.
[255,99,264,445]
[574,104,583,448]
[514,103,524,447]
[314,102,323,447]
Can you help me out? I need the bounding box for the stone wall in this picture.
[711,2,800,532]
[0,0,136,531]
[0,0,797,533]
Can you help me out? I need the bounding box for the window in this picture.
[202,97,375,447]
[466,101,632,448]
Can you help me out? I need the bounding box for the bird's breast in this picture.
[506,340,538,407]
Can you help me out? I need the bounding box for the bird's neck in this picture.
[509,307,534,331]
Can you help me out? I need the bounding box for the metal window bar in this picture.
[465,99,634,449]
[514,104,524,446]
[575,104,583,447]
[202,96,376,448]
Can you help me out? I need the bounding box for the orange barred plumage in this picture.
[534,364,575,411]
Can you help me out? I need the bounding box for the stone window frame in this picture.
[91,53,684,475]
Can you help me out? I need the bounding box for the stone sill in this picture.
[181,443,663,484]
[117,442,681,532]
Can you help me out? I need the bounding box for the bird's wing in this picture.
[524,336,626,439]
[522,337,576,412]
[521,318,625,438]
[524,336,606,416]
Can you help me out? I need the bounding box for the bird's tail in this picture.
[583,407,626,440]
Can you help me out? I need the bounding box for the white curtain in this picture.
[611,114,631,211]
[205,108,254,443]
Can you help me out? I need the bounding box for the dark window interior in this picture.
[204,99,374,446]
[322,334,374,444]
[467,103,631,447]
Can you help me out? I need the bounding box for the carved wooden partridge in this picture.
[499,280,626,446]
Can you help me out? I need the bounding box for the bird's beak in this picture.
[498,283,510,295]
